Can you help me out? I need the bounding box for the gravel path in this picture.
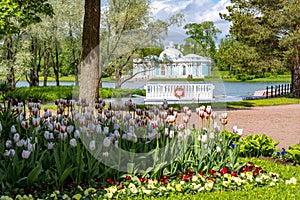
[179,104,300,149]
[226,104,300,148]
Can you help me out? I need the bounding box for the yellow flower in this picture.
[77,185,83,191]
[166,185,175,191]
[147,180,156,189]
[260,174,270,181]
[0,196,13,200]
[224,173,231,180]
[269,181,276,187]
[15,195,22,200]
[104,193,113,199]
[104,186,117,194]
[143,190,152,195]
[129,187,138,194]
[204,182,214,191]
[62,194,70,200]
[50,193,57,200]
[233,177,244,186]
[72,194,82,200]
[222,180,231,187]
[286,177,297,185]
[255,177,262,183]
[128,183,136,189]
[84,188,97,196]
[246,172,253,181]
[159,186,167,191]
[175,184,182,192]
[192,183,201,190]
[192,175,198,182]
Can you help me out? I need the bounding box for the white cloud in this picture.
[151,0,232,44]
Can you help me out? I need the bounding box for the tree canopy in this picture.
[183,21,221,58]
[221,0,300,96]
[0,0,53,37]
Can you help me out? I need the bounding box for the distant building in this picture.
[133,42,212,80]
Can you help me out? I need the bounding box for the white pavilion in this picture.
[132,42,212,80]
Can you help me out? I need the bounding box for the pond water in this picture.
[16,80,289,103]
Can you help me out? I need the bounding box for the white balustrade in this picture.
[144,83,215,104]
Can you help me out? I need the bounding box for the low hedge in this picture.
[2,86,146,102]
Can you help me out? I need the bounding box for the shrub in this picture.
[238,134,279,157]
[287,143,300,164]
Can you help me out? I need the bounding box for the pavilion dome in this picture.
[159,47,183,60]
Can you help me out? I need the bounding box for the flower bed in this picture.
[0,96,298,199]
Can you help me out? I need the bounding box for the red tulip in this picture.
[220,167,228,175]
[209,169,216,175]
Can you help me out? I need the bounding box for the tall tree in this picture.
[101,0,184,88]
[183,21,221,58]
[79,0,100,105]
[221,0,300,97]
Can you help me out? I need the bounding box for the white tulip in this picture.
[69,138,77,147]
[22,150,31,159]
[48,142,55,149]
[13,133,20,142]
[74,130,80,139]
[6,140,12,148]
[11,125,16,134]
[201,135,207,143]
[216,146,221,153]
[103,137,111,147]
[89,140,96,151]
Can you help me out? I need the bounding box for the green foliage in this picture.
[287,143,300,164]
[183,22,221,58]
[3,86,146,102]
[238,134,279,157]
[0,0,53,36]
[221,0,300,97]
[220,130,241,143]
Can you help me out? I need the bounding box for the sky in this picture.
[150,0,232,45]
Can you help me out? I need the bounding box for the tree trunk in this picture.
[52,41,60,86]
[291,44,300,97]
[5,36,15,89]
[80,0,100,105]
[43,42,50,87]
[115,67,122,88]
[28,37,40,87]
[69,27,80,86]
